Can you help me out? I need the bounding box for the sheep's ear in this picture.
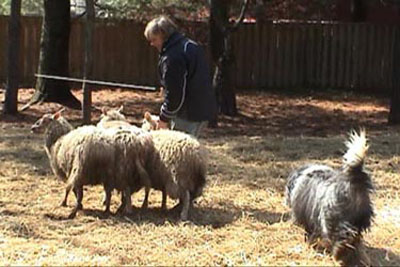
[101,107,108,115]
[52,108,65,120]
[117,105,124,113]
[144,111,152,122]
[92,105,102,112]
[42,113,53,120]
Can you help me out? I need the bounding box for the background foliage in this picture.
[0,0,338,21]
[0,0,42,15]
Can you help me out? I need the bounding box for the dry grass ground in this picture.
[0,88,399,266]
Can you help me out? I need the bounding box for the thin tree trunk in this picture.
[82,0,95,124]
[3,0,21,115]
[350,0,366,22]
[24,0,81,111]
[389,27,400,125]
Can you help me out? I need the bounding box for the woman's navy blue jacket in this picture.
[158,32,217,123]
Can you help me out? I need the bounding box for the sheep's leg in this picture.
[68,186,83,219]
[136,159,151,210]
[161,188,167,211]
[180,190,191,221]
[171,201,183,213]
[116,191,126,214]
[60,183,73,207]
[141,187,150,209]
[123,188,133,215]
[102,192,107,206]
[103,186,112,215]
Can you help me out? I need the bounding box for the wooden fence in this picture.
[233,22,395,93]
[0,16,396,94]
[0,16,160,88]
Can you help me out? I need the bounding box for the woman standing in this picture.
[144,16,217,137]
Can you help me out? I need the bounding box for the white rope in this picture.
[35,74,157,91]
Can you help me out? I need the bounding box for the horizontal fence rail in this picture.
[0,16,396,94]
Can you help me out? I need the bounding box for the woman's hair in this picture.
[144,16,178,41]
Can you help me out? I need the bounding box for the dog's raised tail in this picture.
[342,129,369,173]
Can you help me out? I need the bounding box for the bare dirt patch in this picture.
[0,88,399,265]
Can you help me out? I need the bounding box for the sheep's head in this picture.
[141,111,158,131]
[99,105,126,123]
[31,108,65,134]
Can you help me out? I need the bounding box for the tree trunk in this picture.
[209,0,228,64]
[27,0,81,110]
[389,27,400,125]
[3,0,21,115]
[209,0,238,116]
[82,0,95,124]
[350,0,365,22]
[210,0,248,117]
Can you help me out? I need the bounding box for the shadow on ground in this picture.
[42,202,289,229]
[366,246,400,266]
[1,89,393,139]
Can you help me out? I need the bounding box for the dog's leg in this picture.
[305,231,318,245]
[332,223,368,266]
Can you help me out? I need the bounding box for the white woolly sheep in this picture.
[149,129,207,220]
[96,106,177,211]
[97,105,150,208]
[141,111,208,221]
[99,108,208,220]
[31,109,156,218]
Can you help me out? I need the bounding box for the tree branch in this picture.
[72,10,86,19]
[230,0,249,31]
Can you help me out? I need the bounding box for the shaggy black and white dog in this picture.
[286,130,374,266]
